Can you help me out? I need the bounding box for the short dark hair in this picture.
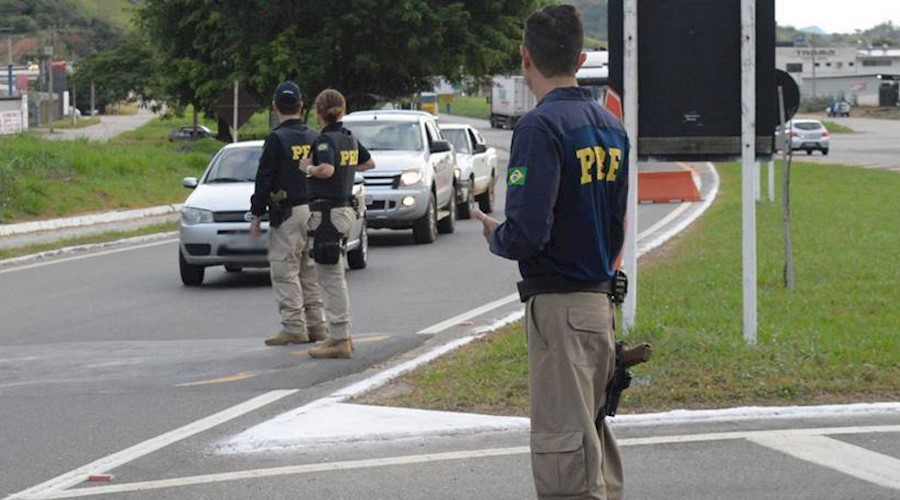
[523,4,584,78]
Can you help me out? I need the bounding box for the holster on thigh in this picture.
[311,204,343,265]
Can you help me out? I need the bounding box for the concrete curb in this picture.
[0,204,183,237]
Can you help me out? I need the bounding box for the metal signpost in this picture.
[741,0,758,344]
[622,0,639,330]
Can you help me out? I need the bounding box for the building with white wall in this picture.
[776,46,900,106]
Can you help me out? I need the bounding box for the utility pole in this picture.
[0,27,12,96]
[45,44,54,133]
[810,34,817,98]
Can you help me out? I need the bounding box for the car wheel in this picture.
[438,184,456,234]
[179,249,205,286]
[806,150,812,155]
[347,220,368,270]
[412,192,438,244]
[476,172,496,214]
[457,177,475,219]
[822,148,829,156]
[224,265,242,273]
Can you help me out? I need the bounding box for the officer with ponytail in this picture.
[300,89,374,359]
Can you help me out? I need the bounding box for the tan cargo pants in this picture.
[308,206,356,340]
[267,204,326,335]
[526,292,623,500]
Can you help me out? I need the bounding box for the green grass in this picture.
[0,222,177,261]
[821,120,854,133]
[75,0,137,31]
[359,161,900,415]
[0,118,222,223]
[444,96,491,120]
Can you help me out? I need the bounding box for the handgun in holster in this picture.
[268,189,291,228]
[310,200,343,265]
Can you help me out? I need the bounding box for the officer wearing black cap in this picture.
[250,80,328,346]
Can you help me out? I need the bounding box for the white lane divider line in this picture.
[19,447,533,499]
[0,238,177,273]
[5,390,297,500]
[417,293,519,335]
[747,433,900,491]
[18,425,900,498]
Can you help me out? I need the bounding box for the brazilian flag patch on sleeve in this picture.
[317,143,330,152]
[508,167,527,186]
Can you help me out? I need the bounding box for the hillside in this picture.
[75,0,139,32]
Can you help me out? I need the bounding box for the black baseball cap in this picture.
[273,81,302,106]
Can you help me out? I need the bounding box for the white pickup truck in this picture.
[438,123,499,219]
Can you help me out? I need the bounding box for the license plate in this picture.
[230,234,266,250]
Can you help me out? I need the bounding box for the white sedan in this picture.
[178,140,368,286]
[438,123,499,218]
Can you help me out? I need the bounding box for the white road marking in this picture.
[0,238,176,274]
[637,162,719,256]
[5,390,297,500]
[417,293,519,334]
[18,425,900,499]
[336,310,524,400]
[748,433,900,491]
[637,202,692,240]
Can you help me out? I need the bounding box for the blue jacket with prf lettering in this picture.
[489,87,629,284]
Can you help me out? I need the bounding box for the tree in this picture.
[137,0,545,135]
[69,36,160,114]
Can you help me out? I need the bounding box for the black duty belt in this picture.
[517,275,613,303]
[310,198,355,210]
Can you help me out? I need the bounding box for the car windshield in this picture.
[793,122,823,131]
[441,129,471,154]
[205,147,261,183]
[342,121,423,151]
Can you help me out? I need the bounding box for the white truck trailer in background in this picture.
[488,50,609,129]
[489,75,534,129]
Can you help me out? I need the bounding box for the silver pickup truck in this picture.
[342,110,458,244]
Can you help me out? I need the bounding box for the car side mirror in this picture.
[430,140,452,154]
[182,177,199,189]
[473,143,487,154]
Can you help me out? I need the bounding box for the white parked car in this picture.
[178,140,368,286]
[438,123,499,218]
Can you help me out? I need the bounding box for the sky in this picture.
[775,0,900,34]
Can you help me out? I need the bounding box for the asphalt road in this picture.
[2,115,897,500]
[785,113,900,173]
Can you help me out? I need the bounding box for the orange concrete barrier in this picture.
[638,169,701,203]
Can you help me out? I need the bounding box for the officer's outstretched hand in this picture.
[472,207,499,245]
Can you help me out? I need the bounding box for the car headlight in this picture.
[400,170,423,186]
[182,207,214,225]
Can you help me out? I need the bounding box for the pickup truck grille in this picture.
[364,174,400,189]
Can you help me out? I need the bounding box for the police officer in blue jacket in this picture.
[473,5,629,500]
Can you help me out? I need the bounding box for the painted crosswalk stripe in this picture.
[748,433,900,491]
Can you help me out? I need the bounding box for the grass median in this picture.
[359,161,900,416]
